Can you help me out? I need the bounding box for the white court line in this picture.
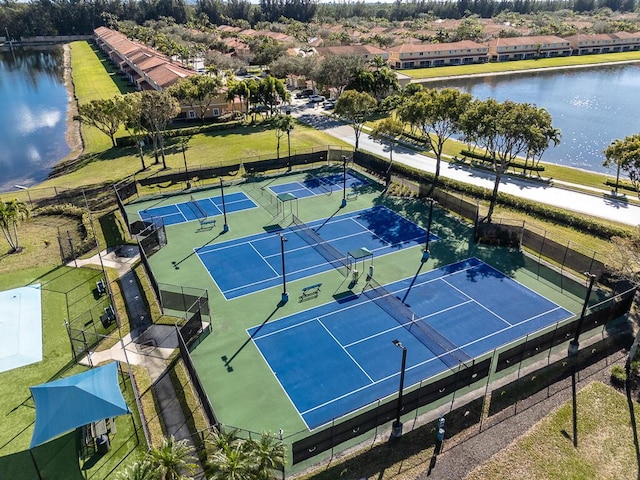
[247,242,280,277]
[441,277,512,327]
[247,326,311,430]
[317,318,375,383]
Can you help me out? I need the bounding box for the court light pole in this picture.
[341,155,348,208]
[568,271,597,448]
[391,339,407,439]
[219,178,229,232]
[422,198,435,262]
[280,234,288,303]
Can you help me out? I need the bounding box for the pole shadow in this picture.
[626,375,640,479]
[221,301,284,372]
[171,230,226,269]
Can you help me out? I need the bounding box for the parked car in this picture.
[295,89,314,99]
[309,94,326,103]
[323,100,335,109]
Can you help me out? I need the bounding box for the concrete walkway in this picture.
[289,99,640,227]
[72,246,205,478]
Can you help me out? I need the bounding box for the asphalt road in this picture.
[289,99,640,227]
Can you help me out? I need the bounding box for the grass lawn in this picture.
[466,381,639,480]
[70,41,135,154]
[402,50,640,79]
[0,266,146,479]
[37,120,349,191]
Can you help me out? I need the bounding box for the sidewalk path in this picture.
[291,101,640,227]
[73,246,205,477]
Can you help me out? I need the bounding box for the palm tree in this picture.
[246,432,285,480]
[208,441,253,480]
[0,198,29,253]
[148,436,197,480]
[115,458,158,480]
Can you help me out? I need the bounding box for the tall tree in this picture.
[121,92,149,171]
[370,115,405,189]
[272,113,295,163]
[169,74,223,125]
[0,199,29,253]
[604,133,640,197]
[313,54,366,100]
[334,90,377,151]
[76,97,127,147]
[398,88,472,194]
[461,99,556,222]
[140,90,181,169]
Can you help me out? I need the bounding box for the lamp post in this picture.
[422,198,435,262]
[181,140,190,189]
[286,110,292,171]
[219,178,229,232]
[279,428,285,480]
[280,234,288,303]
[391,339,407,438]
[14,185,33,207]
[341,155,348,208]
[568,271,597,448]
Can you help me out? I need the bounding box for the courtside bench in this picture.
[300,283,322,301]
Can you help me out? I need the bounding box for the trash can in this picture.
[96,434,110,454]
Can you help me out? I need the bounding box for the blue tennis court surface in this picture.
[268,172,368,198]
[196,205,435,300]
[248,257,573,429]
[138,192,257,226]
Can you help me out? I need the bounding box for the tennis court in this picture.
[248,257,573,429]
[268,172,368,198]
[196,205,434,300]
[138,192,257,226]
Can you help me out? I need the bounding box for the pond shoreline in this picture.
[408,58,640,84]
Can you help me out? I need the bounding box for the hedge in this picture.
[460,149,545,172]
[374,152,631,240]
[35,204,96,255]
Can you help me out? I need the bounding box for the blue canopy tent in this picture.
[29,362,131,449]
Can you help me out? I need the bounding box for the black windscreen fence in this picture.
[495,288,635,373]
[292,358,490,464]
[522,229,605,279]
[180,310,203,346]
[177,327,219,428]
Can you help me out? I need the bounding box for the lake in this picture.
[0,50,638,192]
[0,47,70,193]
[428,63,640,175]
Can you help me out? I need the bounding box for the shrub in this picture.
[611,364,627,386]
[34,204,96,256]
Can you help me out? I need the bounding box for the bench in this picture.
[100,305,116,328]
[96,279,106,296]
[300,283,322,301]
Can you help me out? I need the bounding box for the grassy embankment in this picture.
[402,50,640,79]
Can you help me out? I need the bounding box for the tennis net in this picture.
[291,215,348,274]
[363,278,471,369]
[189,195,208,221]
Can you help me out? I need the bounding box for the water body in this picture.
[0,47,70,193]
[429,64,640,175]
